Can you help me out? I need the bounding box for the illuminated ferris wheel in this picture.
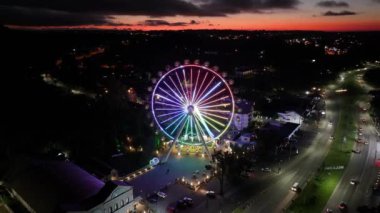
[151,63,235,161]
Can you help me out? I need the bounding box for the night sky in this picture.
[1,0,380,31]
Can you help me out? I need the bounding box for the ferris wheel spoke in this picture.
[190,68,193,101]
[198,95,229,107]
[161,112,184,124]
[165,113,186,130]
[191,69,201,103]
[201,109,231,113]
[194,76,215,104]
[193,115,206,141]
[182,68,190,101]
[156,108,184,111]
[155,101,182,108]
[197,88,227,107]
[162,81,185,104]
[192,72,209,104]
[157,110,183,118]
[169,75,188,105]
[158,87,183,105]
[184,116,190,138]
[190,114,194,139]
[198,103,231,109]
[193,112,214,138]
[198,111,226,127]
[175,72,190,104]
[195,81,222,105]
[155,91,182,106]
[199,110,229,120]
[196,112,221,133]
[170,114,188,135]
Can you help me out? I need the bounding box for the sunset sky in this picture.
[1,0,380,31]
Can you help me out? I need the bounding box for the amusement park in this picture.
[122,61,239,212]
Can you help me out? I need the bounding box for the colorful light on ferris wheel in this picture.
[151,64,235,146]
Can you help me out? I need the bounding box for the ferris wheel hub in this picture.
[187,105,195,114]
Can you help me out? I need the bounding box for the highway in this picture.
[240,81,341,213]
[323,66,380,212]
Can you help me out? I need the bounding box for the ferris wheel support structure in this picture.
[162,105,211,163]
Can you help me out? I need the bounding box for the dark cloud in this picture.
[199,0,300,14]
[0,6,112,26]
[322,10,357,16]
[0,0,223,18]
[0,0,301,26]
[317,1,349,7]
[138,19,200,26]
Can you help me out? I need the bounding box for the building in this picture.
[232,99,253,131]
[229,133,256,149]
[277,111,303,125]
[6,158,142,213]
[261,120,301,141]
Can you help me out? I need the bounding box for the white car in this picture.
[350,179,358,185]
[157,191,167,198]
[261,168,271,172]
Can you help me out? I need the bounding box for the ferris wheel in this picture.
[151,63,235,161]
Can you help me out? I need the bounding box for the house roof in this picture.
[7,157,105,213]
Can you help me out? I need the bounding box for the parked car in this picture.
[157,191,167,198]
[261,167,271,172]
[206,190,216,198]
[183,197,193,206]
[166,205,177,213]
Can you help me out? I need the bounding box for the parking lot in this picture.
[127,155,221,212]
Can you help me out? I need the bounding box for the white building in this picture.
[233,99,253,131]
[7,159,143,213]
[277,111,303,125]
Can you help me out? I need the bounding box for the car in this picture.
[350,179,359,185]
[157,191,167,198]
[183,197,193,206]
[326,208,333,213]
[291,182,300,192]
[166,205,177,213]
[352,149,361,154]
[261,167,271,172]
[338,201,347,210]
[328,121,333,126]
[358,132,363,136]
[364,141,369,145]
[206,190,216,198]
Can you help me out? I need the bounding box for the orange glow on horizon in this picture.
[7,19,380,32]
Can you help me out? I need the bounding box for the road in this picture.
[240,83,341,213]
[323,65,380,212]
